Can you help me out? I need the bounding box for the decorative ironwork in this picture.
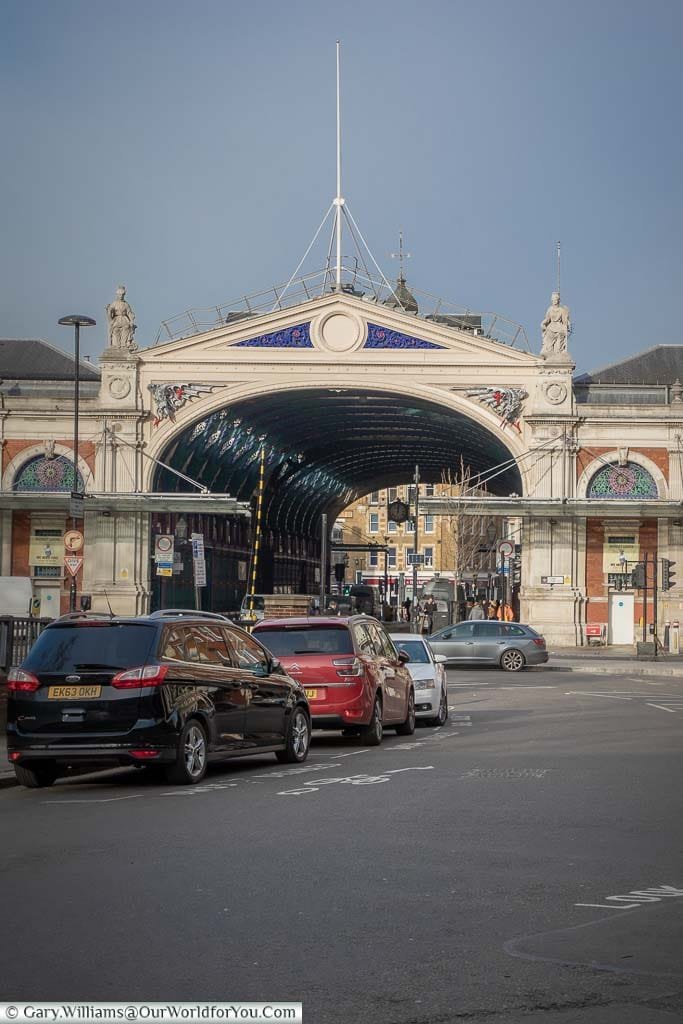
[365,324,444,350]
[587,462,658,500]
[13,455,84,492]
[465,386,528,429]
[233,324,312,348]
[148,383,216,426]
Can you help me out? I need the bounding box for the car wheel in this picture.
[275,707,311,764]
[395,689,416,735]
[500,648,526,673]
[14,762,59,788]
[361,695,383,746]
[165,720,208,785]
[428,689,448,727]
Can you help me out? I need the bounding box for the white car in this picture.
[389,633,448,726]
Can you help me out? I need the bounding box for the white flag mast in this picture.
[276,42,400,308]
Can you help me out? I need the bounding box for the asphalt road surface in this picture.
[2,666,683,1023]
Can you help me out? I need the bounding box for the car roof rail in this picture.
[147,609,230,621]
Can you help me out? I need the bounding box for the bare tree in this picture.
[441,458,502,581]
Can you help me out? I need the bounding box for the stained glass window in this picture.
[587,462,658,500]
[13,455,84,492]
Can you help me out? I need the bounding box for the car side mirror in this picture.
[270,658,283,675]
[397,649,411,664]
[434,654,448,665]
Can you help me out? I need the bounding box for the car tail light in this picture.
[7,669,40,692]
[112,664,169,689]
[332,657,363,677]
[532,638,546,648]
[130,749,161,759]
[9,752,22,761]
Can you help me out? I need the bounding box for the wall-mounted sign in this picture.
[29,537,63,568]
[602,534,638,574]
[541,575,568,585]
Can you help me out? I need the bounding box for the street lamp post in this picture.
[58,314,96,612]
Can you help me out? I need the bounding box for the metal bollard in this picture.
[672,621,680,655]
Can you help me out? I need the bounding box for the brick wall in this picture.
[585,517,658,626]
[577,447,668,482]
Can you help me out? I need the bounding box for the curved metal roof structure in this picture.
[154,388,523,536]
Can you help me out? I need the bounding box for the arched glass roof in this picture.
[154,389,523,535]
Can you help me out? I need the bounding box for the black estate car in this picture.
[6,612,311,788]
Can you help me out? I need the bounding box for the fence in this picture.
[0,617,52,673]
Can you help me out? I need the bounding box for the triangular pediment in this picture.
[141,292,541,367]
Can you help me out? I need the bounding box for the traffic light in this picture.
[631,562,646,588]
[512,559,521,587]
[661,559,676,590]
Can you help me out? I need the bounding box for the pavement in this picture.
[2,665,683,1022]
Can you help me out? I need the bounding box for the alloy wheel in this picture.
[184,724,206,778]
[502,649,524,672]
[292,711,310,758]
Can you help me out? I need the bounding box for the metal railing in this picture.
[154,262,530,351]
[0,617,51,673]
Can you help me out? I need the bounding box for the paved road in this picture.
[2,666,682,1023]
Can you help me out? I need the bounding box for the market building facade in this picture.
[1,277,682,646]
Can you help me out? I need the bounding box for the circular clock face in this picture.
[64,530,84,552]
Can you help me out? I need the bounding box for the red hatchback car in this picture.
[253,616,415,745]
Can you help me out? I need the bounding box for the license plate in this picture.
[305,688,324,700]
[48,685,102,700]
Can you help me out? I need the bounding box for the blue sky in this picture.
[2,0,682,376]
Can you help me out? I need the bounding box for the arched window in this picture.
[13,455,84,493]
[587,461,658,500]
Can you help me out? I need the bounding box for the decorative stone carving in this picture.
[108,376,132,400]
[541,292,570,357]
[617,447,629,467]
[365,324,443,350]
[234,324,312,348]
[544,381,567,405]
[44,439,56,460]
[106,285,138,352]
[465,386,528,430]
[672,379,683,403]
[148,383,216,426]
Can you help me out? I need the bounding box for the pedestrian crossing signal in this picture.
[661,559,676,590]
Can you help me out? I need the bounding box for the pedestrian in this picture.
[502,602,514,622]
[402,597,412,622]
[423,595,437,634]
[468,601,485,620]
[488,601,499,620]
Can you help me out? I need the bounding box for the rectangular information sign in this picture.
[191,532,207,588]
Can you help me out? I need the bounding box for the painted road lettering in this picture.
[575,883,683,910]
[278,765,435,796]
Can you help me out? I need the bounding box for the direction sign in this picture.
[64,556,83,577]
[407,553,424,566]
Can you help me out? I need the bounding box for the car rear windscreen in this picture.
[257,627,354,656]
[393,640,430,664]
[23,624,157,673]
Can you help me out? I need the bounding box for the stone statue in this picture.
[106,285,138,351]
[540,292,571,356]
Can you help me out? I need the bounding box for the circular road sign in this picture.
[498,539,515,558]
[64,529,84,553]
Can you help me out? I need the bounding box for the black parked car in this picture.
[6,612,311,788]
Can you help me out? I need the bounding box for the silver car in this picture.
[428,621,548,672]
[389,633,449,725]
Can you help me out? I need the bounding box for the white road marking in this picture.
[500,685,557,689]
[564,692,633,700]
[44,794,144,805]
[277,764,434,796]
[646,703,678,712]
[575,884,683,911]
[336,749,371,757]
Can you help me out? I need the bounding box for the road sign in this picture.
[64,556,83,577]
[154,534,174,561]
[156,563,173,578]
[541,575,565,585]
[498,540,514,558]
[69,491,85,519]
[191,532,207,588]
[407,553,424,566]
[64,529,84,553]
